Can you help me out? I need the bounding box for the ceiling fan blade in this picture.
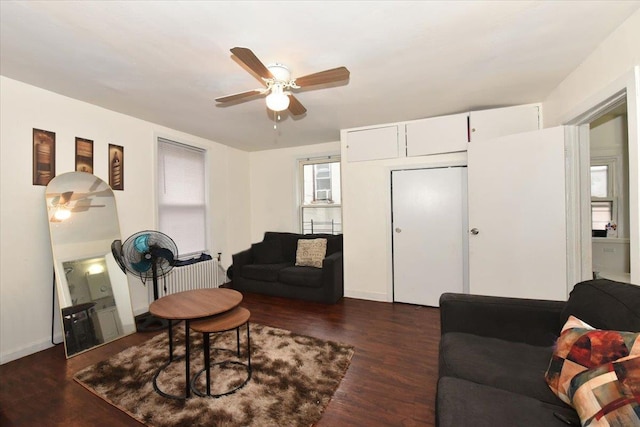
[89,177,102,192]
[215,89,263,103]
[60,191,74,204]
[230,47,274,80]
[288,94,307,116]
[295,67,350,87]
[91,189,113,197]
[71,204,105,212]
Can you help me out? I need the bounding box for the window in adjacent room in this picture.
[299,157,341,234]
[157,138,207,255]
[590,161,616,232]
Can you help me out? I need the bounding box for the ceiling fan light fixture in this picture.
[266,84,290,112]
[87,263,105,275]
[54,207,72,221]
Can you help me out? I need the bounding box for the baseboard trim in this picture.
[344,289,390,302]
[1,334,63,365]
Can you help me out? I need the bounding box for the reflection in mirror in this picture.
[45,171,136,357]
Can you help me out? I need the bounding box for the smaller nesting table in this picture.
[149,288,242,399]
[190,306,252,397]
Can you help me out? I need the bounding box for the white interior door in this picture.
[467,126,568,300]
[392,167,467,306]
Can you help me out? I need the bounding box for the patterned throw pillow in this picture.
[568,355,640,427]
[545,316,640,405]
[295,238,327,268]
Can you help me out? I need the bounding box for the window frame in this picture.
[298,156,342,235]
[590,157,619,232]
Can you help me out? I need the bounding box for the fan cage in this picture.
[121,230,178,280]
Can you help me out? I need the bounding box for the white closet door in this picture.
[392,167,467,306]
[467,126,567,300]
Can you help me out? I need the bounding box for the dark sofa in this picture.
[230,231,343,304]
[437,279,640,426]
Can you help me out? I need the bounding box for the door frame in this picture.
[386,158,468,301]
[563,66,639,288]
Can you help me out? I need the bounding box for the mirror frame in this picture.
[45,171,136,357]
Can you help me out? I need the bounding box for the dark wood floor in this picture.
[0,292,441,426]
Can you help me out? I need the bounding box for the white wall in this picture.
[222,147,252,266]
[592,239,630,275]
[543,10,640,126]
[248,142,340,243]
[0,76,250,363]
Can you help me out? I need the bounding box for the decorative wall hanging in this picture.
[109,144,124,190]
[75,137,94,173]
[32,128,56,186]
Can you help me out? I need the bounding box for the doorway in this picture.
[565,67,639,287]
[588,101,631,283]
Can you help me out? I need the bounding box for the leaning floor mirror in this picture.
[45,171,136,357]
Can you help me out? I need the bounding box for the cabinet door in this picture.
[469,104,539,142]
[467,126,567,300]
[406,113,469,157]
[95,308,121,342]
[346,125,400,162]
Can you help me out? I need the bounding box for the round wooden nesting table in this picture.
[149,288,242,399]
[190,306,252,397]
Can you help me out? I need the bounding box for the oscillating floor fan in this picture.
[112,230,178,332]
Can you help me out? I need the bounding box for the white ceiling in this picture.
[1,1,638,152]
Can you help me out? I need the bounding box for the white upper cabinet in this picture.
[469,104,540,142]
[346,125,400,162]
[406,113,469,157]
[342,104,541,162]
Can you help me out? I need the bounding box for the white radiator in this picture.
[158,259,223,298]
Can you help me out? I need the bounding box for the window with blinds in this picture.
[157,138,207,256]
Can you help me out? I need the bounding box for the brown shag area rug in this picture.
[74,323,354,427]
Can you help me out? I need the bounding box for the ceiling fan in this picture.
[48,186,107,222]
[215,47,350,116]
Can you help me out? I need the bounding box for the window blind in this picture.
[157,138,206,256]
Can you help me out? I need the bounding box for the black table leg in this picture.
[168,319,173,362]
[185,319,190,398]
[204,333,211,396]
[236,327,240,356]
[153,318,187,400]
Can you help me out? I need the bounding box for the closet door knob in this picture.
[470,228,479,235]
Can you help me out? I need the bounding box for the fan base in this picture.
[135,312,170,332]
